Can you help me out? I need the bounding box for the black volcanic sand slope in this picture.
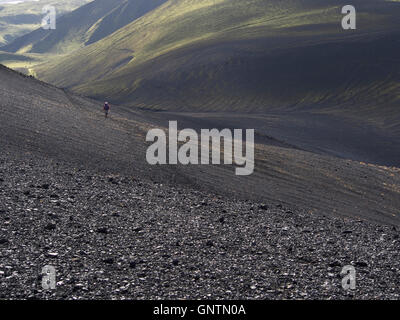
[1,64,400,227]
[152,110,400,169]
[1,65,400,298]
[23,0,400,171]
[1,147,400,299]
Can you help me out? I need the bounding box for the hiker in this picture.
[104,101,110,118]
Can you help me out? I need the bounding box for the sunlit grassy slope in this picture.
[1,0,167,54]
[0,0,92,46]
[29,0,399,130]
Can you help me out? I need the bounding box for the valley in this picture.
[0,0,400,299]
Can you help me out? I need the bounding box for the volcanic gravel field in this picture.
[1,147,400,299]
[1,65,400,299]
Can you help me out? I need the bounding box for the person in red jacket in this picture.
[104,102,110,118]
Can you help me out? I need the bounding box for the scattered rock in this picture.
[47,252,59,258]
[0,148,399,300]
[44,223,56,231]
[206,240,214,247]
[108,177,119,185]
[329,260,342,268]
[73,284,85,292]
[103,258,114,264]
[172,259,179,266]
[355,261,368,268]
[96,227,109,234]
[40,183,50,190]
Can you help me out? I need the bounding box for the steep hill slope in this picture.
[1,63,400,226]
[1,0,167,54]
[30,0,399,120]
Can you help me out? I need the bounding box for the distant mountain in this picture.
[0,0,92,46]
[1,0,167,54]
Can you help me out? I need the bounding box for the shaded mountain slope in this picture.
[1,0,167,54]
[0,49,41,75]
[0,50,33,62]
[30,0,399,121]
[76,31,400,126]
[1,64,400,226]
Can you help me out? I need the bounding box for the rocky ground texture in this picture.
[1,148,399,300]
